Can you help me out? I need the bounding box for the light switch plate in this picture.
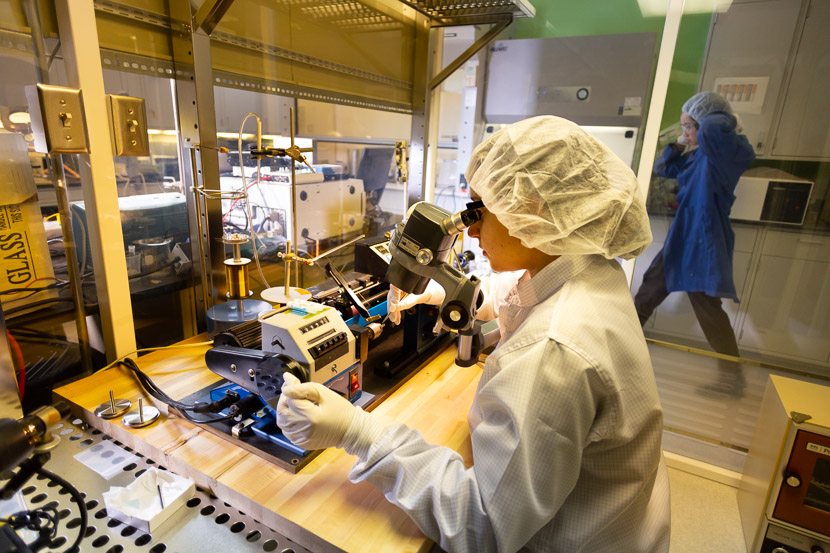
[107,94,150,157]
[25,84,89,154]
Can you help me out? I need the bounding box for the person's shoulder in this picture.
[543,259,636,335]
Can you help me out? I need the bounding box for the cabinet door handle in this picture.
[797,239,825,245]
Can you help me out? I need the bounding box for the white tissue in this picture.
[103,467,195,532]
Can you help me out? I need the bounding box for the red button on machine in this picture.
[350,373,359,392]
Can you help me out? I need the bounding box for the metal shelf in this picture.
[400,0,535,21]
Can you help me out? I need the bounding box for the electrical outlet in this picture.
[25,84,89,154]
[107,94,150,157]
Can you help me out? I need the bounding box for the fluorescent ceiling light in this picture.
[217,132,258,139]
[9,111,30,124]
[637,0,732,16]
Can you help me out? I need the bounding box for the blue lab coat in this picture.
[654,112,755,300]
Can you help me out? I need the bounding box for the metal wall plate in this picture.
[107,94,150,157]
[25,84,90,154]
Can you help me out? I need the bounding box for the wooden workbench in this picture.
[53,338,479,553]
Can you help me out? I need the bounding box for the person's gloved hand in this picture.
[676,133,689,146]
[385,280,446,325]
[276,373,356,450]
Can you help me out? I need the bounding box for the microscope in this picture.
[386,201,501,367]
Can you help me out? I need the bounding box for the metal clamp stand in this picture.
[122,397,160,428]
[94,390,131,419]
[252,107,318,304]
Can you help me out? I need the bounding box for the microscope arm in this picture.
[388,237,481,332]
[428,262,482,332]
[456,319,501,367]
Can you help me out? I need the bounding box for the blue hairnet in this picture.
[464,116,652,260]
[682,92,732,122]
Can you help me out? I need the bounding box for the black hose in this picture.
[34,467,87,553]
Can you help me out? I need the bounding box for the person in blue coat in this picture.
[634,92,755,397]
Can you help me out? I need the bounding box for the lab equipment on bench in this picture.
[184,199,490,471]
[205,233,272,337]
[731,167,813,226]
[386,201,499,366]
[198,286,377,470]
[738,375,830,553]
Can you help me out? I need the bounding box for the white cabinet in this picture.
[635,220,830,364]
[738,230,830,362]
[770,0,830,159]
[699,0,830,160]
[699,0,801,155]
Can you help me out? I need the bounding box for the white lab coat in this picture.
[344,255,671,552]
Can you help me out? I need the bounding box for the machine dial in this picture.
[784,471,802,488]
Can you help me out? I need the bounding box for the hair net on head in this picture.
[682,91,732,122]
[464,116,652,260]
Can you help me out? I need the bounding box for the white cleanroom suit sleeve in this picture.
[473,270,523,321]
[342,339,597,553]
[339,256,670,553]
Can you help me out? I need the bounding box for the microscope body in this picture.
[386,202,500,366]
[386,203,482,332]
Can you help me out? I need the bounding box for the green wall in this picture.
[502,0,713,132]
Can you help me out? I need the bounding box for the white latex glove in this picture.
[676,133,689,146]
[385,280,446,325]
[276,372,357,450]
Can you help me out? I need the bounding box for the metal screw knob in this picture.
[784,472,802,488]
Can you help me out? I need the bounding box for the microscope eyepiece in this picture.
[441,200,485,235]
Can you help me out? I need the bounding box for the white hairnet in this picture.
[682,92,732,122]
[464,116,652,260]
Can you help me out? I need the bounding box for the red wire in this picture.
[222,177,259,222]
[7,330,25,399]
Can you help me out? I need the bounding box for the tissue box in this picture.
[103,468,195,533]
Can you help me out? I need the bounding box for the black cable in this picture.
[118,358,235,424]
[1,504,59,550]
[2,298,73,316]
[7,335,72,348]
[0,281,65,296]
[34,466,87,553]
[7,327,74,343]
[3,298,98,318]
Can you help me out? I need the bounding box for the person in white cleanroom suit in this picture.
[277,116,671,553]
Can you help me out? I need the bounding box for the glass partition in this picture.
[456,4,667,278]
[189,1,421,305]
[631,0,830,470]
[0,0,95,411]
